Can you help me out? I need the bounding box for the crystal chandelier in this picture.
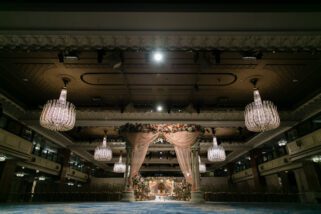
[94,131,112,161]
[245,78,280,132]
[208,135,226,162]
[40,78,76,131]
[113,154,126,173]
[198,155,206,173]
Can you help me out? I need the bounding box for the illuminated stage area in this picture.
[0,202,321,214]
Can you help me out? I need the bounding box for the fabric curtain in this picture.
[125,132,159,179]
[164,131,200,184]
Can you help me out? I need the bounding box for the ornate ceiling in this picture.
[0,51,321,112]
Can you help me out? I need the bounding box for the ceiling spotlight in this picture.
[157,105,163,112]
[152,51,164,63]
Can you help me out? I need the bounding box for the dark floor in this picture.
[0,201,320,214]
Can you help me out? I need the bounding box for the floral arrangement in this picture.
[132,174,150,201]
[119,123,205,133]
[173,179,191,201]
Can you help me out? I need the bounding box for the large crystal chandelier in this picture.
[94,131,112,161]
[198,155,206,173]
[244,78,280,132]
[207,134,226,162]
[40,78,76,131]
[113,153,126,173]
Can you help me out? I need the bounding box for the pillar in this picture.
[190,143,204,203]
[121,143,135,202]
[58,148,71,191]
[0,160,17,202]
[250,149,266,192]
[294,161,321,203]
[227,162,235,191]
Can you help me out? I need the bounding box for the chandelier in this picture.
[208,135,226,162]
[40,78,76,131]
[244,78,280,132]
[198,155,206,173]
[94,131,112,161]
[113,154,126,173]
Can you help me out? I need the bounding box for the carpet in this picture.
[0,201,320,214]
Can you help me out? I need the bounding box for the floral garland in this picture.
[119,123,205,133]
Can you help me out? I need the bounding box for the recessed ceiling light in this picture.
[152,51,164,63]
[157,105,163,112]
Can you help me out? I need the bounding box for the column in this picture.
[250,149,266,192]
[227,162,236,191]
[58,148,71,191]
[294,161,321,203]
[121,142,135,202]
[190,143,204,203]
[0,160,17,202]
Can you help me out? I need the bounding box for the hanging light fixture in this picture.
[0,154,7,162]
[113,152,126,173]
[40,78,76,131]
[245,78,280,132]
[208,129,226,162]
[198,155,206,173]
[94,130,112,161]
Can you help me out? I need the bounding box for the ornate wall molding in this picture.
[0,32,321,51]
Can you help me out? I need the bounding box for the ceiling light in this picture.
[40,78,76,131]
[207,135,226,162]
[35,143,41,150]
[0,154,7,162]
[152,51,164,63]
[38,176,46,181]
[16,172,25,177]
[113,154,126,173]
[198,156,206,173]
[67,182,74,186]
[94,131,112,161]
[278,138,287,147]
[312,155,321,163]
[245,78,280,132]
[157,105,163,112]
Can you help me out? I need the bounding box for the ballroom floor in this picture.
[0,202,320,214]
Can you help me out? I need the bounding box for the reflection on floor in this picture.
[0,202,320,214]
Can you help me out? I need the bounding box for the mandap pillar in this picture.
[121,143,135,202]
[190,143,204,203]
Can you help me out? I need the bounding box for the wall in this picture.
[90,177,124,192]
[265,174,282,192]
[234,179,255,192]
[200,176,229,192]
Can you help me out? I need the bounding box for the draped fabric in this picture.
[124,132,159,183]
[164,131,200,184]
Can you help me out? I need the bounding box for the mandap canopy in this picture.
[120,124,204,189]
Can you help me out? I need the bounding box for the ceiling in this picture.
[0,51,321,112]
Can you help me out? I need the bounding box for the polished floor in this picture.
[0,201,320,214]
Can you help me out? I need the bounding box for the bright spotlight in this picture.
[157,105,163,112]
[152,51,164,63]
